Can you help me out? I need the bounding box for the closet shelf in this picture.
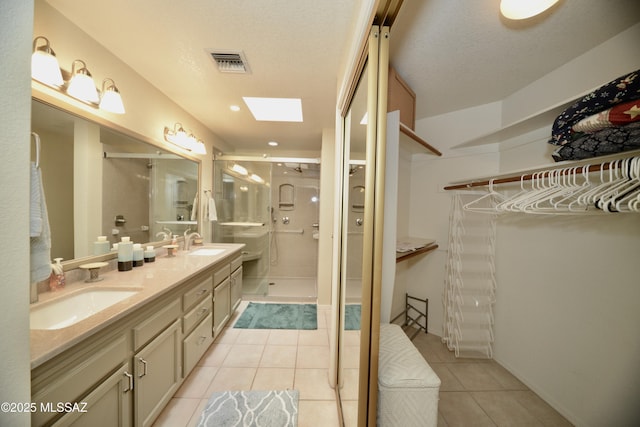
[399,122,442,156]
[396,242,438,263]
[451,96,582,150]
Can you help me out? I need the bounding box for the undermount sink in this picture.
[188,248,226,256]
[30,288,140,330]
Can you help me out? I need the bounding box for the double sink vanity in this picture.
[30,243,244,427]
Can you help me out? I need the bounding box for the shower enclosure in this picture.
[212,158,320,300]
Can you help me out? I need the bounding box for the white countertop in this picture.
[30,243,245,369]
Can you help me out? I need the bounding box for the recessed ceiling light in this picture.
[242,97,303,122]
[268,141,279,147]
[230,105,240,112]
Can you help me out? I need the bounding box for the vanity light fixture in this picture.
[249,173,264,184]
[500,0,560,20]
[67,60,100,104]
[164,123,207,155]
[31,36,64,87]
[99,78,125,114]
[230,163,248,176]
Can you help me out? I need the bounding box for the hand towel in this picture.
[208,197,218,221]
[30,163,52,283]
[190,195,198,221]
[30,162,43,237]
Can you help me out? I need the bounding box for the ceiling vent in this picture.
[207,50,250,74]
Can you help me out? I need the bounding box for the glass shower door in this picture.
[212,160,271,296]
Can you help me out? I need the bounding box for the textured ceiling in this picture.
[390,0,640,120]
[44,0,640,153]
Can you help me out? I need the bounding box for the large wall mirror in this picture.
[337,24,390,426]
[31,98,200,264]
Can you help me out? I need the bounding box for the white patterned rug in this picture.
[196,390,299,427]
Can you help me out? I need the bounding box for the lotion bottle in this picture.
[93,236,110,255]
[144,245,156,263]
[132,243,144,267]
[118,237,133,271]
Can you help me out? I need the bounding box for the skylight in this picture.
[242,97,303,122]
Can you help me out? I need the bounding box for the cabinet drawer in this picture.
[230,254,243,272]
[32,334,128,427]
[133,298,181,350]
[213,263,230,287]
[183,296,212,334]
[183,275,213,311]
[183,313,214,374]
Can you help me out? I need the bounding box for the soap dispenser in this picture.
[49,258,66,291]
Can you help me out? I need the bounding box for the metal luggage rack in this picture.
[391,293,428,340]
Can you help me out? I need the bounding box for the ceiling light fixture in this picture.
[99,78,125,114]
[500,0,560,20]
[164,123,207,155]
[230,105,241,112]
[268,141,279,147]
[67,59,100,104]
[31,36,63,87]
[242,97,303,122]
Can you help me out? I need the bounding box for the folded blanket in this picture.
[572,99,640,133]
[549,69,640,147]
[552,121,640,162]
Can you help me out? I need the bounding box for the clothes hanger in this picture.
[463,179,506,214]
[594,158,636,211]
[609,157,640,213]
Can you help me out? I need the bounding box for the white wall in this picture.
[317,128,336,305]
[407,24,640,427]
[491,25,640,427]
[404,102,502,335]
[0,1,34,426]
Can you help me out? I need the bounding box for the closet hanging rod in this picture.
[443,160,623,191]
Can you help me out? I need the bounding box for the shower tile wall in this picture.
[270,172,319,280]
[102,157,150,245]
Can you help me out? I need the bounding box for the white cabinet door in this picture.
[52,363,133,427]
[134,320,181,427]
[230,266,243,312]
[213,277,230,337]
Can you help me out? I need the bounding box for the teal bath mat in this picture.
[234,302,317,330]
[345,304,361,330]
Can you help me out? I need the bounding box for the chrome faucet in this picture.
[156,227,173,241]
[155,231,169,241]
[185,232,201,251]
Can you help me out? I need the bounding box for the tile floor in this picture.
[410,332,574,427]
[152,300,339,427]
[153,301,573,427]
